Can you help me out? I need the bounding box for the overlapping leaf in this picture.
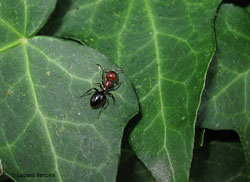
[117,147,154,182]
[0,1,138,182]
[43,0,221,181]
[190,141,248,182]
[0,0,56,51]
[197,4,250,177]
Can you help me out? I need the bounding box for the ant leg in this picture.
[103,68,112,72]
[94,82,103,90]
[103,68,123,73]
[103,68,123,74]
[98,64,123,74]
[113,81,123,90]
[77,88,98,98]
[107,93,115,104]
[97,64,105,85]
[98,99,109,119]
[116,68,123,73]
[104,98,109,109]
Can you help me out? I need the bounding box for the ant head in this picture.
[106,71,118,82]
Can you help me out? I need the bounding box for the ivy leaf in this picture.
[42,0,221,181]
[190,141,248,182]
[197,4,250,176]
[0,1,138,182]
[0,0,56,50]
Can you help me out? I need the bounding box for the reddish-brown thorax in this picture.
[104,80,113,90]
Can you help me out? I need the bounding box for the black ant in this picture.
[78,64,123,118]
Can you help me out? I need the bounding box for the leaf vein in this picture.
[0,40,22,53]
[24,45,63,182]
[145,0,175,180]
[1,129,20,172]
[143,112,161,132]
[128,38,153,57]
[23,0,28,35]
[130,59,155,78]
[89,0,104,33]
[211,70,250,102]
[9,112,38,146]
[116,0,134,65]
[160,76,186,85]
[46,117,112,153]
[0,18,22,37]
[225,18,250,41]
[57,155,98,170]
[28,43,92,83]
[183,0,195,31]
[139,84,159,102]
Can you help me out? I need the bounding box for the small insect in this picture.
[78,64,123,118]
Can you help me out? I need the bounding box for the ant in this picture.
[78,64,123,118]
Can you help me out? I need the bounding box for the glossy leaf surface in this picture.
[0,1,138,182]
[43,0,221,181]
[0,0,56,50]
[197,4,250,177]
[190,141,248,182]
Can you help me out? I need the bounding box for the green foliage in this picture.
[190,141,248,182]
[0,1,138,182]
[197,4,250,177]
[0,0,249,182]
[43,0,221,181]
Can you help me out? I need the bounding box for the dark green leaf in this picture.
[197,4,250,176]
[0,1,138,182]
[117,148,154,182]
[246,5,250,13]
[0,0,57,51]
[43,0,221,181]
[190,141,248,182]
[0,37,138,182]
